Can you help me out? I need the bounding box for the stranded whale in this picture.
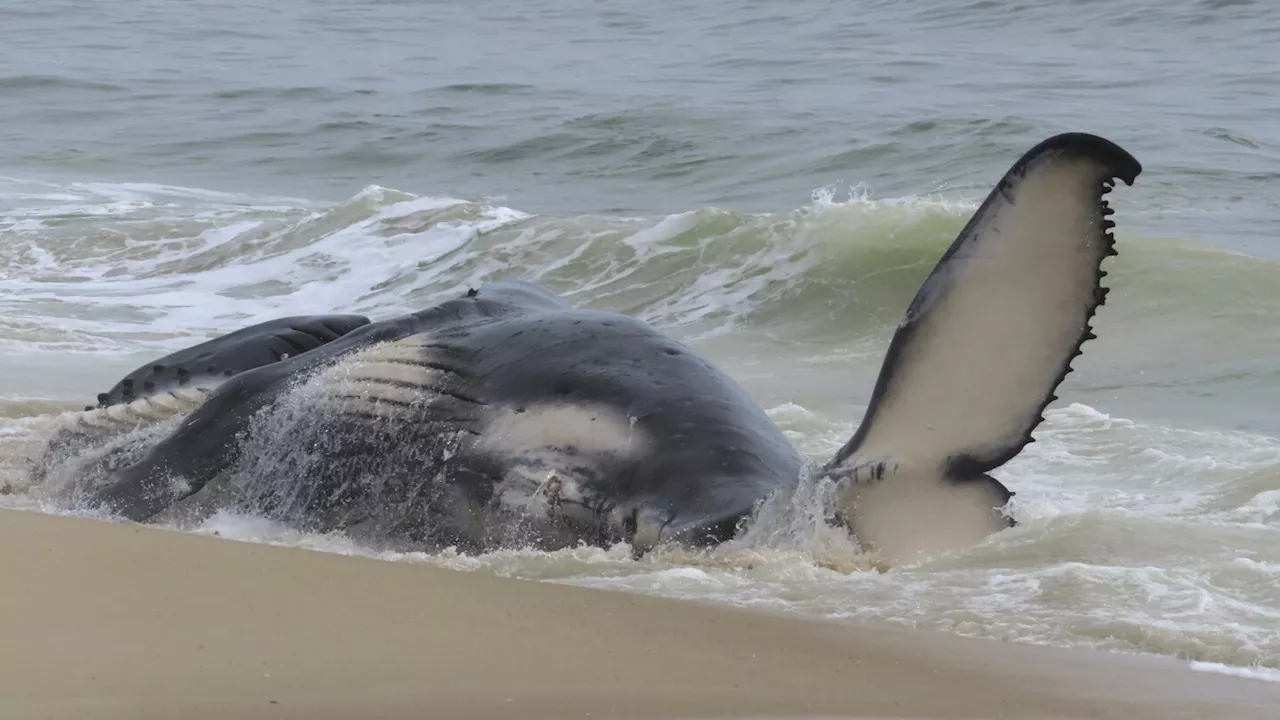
[35,132,1142,565]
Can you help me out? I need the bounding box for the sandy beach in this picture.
[0,508,1274,720]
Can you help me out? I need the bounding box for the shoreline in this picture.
[2,507,1277,720]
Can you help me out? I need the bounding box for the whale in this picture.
[41,132,1142,565]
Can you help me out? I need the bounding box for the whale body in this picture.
[39,133,1142,565]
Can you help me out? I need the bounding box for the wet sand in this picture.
[1,507,1277,720]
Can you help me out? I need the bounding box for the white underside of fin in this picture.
[843,154,1114,474]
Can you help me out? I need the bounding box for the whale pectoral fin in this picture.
[97,314,372,407]
[825,133,1142,562]
[85,448,204,522]
[85,366,286,521]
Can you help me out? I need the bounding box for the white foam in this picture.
[1189,661,1280,683]
[0,180,532,354]
[188,511,375,558]
[0,175,1001,358]
[1236,490,1280,523]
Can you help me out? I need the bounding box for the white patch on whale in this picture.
[478,403,653,528]
[477,403,650,458]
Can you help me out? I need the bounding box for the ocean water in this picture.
[3,0,1280,674]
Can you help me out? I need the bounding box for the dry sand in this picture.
[1,508,1277,720]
